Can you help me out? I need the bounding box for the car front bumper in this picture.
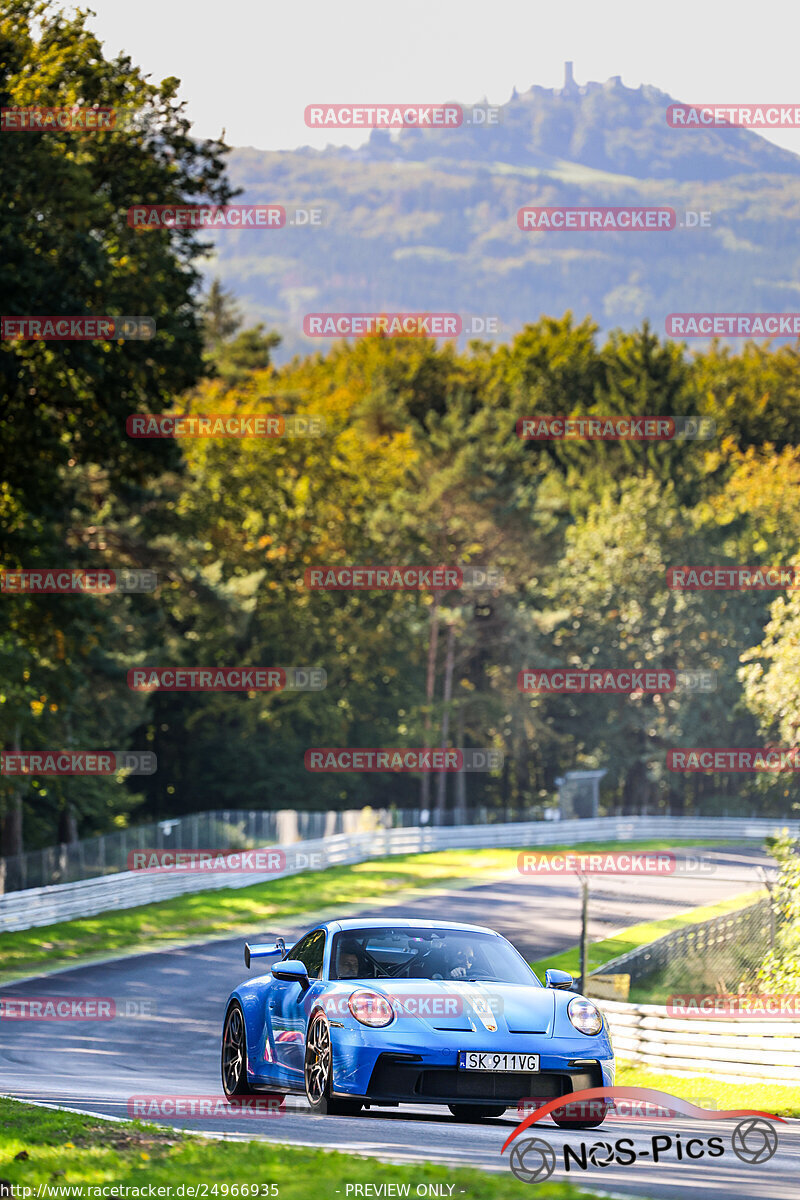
[331,1027,615,1107]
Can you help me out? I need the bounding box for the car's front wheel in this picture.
[448,1104,507,1121]
[304,1012,362,1116]
[221,1001,256,1096]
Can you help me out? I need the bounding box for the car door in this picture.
[267,929,326,1085]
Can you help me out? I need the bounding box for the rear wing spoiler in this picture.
[244,939,294,969]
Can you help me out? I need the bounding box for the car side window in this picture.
[288,933,312,967]
[292,929,326,979]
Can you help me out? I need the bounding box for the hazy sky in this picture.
[81,0,800,155]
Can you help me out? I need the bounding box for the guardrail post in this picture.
[578,872,589,992]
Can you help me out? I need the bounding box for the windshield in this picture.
[329,927,540,985]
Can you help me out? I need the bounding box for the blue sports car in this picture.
[221,918,614,1123]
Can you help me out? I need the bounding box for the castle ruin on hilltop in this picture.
[513,62,629,100]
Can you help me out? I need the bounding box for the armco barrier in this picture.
[3,805,514,892]
[0,816,791,932]
[600,998,800,1082]
[0,816,797,933]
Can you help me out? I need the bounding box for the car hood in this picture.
[341,979,556,1036]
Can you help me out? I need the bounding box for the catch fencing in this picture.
[591,896,775,986]
[0,815,797,933]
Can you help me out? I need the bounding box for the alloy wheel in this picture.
[222,1005,245,1094]
[305,1016,331,1104]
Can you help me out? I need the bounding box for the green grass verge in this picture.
[0,839,723,986]
[530,887,764,991]
[0,1097,628,1199]
[616,1063,800,1119]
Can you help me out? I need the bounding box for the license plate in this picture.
[458,1051,539,1072]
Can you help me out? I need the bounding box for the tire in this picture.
[448,1104,507,1121]
[221,1001,257,1097]
[304,1012,362,1116]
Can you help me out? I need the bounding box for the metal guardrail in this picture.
[591,897,775,985]
[0,805,506,893]
[600,998,800,1082]
[1,815,797,933]
[0,804,571,893]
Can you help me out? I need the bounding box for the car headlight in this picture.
[568,997,603,1036]
[348,990,395,1028]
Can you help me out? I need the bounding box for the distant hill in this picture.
[210,66,800,359]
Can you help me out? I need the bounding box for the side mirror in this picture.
[272,959,310,989]
[545,968,576,991]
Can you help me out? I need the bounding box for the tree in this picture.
[535,472,767,814]
[201,279,243,351]
[212,324,282,383]
[751,832,800,992]
[0,0,235,854]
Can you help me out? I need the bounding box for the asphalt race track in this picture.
[2,846,798,1198]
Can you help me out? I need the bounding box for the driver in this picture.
[449,943,476,978]
[336,938,365,979]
